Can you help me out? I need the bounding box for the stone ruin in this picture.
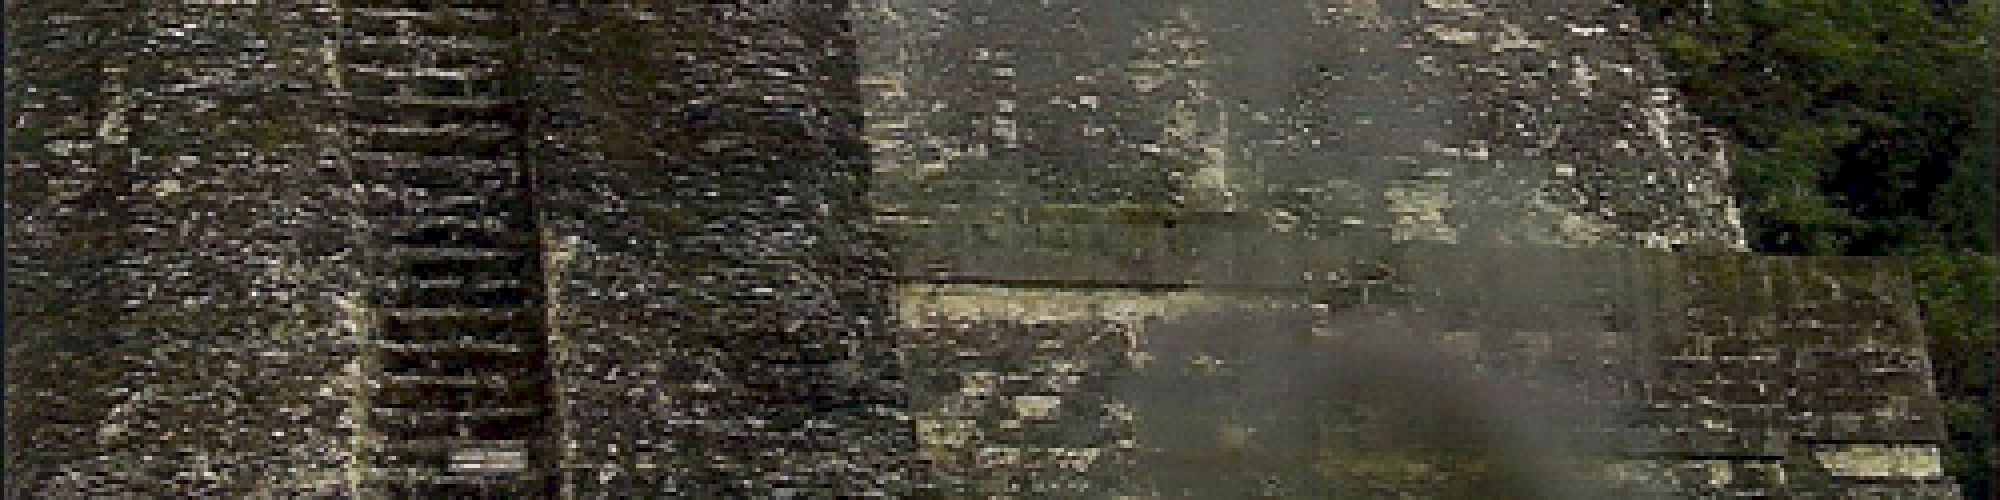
[5,0,1961,497]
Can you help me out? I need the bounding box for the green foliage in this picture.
[1634,0,1998,256]
[1908,254,2000,498]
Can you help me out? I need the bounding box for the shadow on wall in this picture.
[1123,301,1643,498]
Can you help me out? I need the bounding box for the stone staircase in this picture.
[340,1,554,496]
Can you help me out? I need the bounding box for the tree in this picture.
[1632,0,1997,256]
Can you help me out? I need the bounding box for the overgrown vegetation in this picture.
[1631,1,1997,496]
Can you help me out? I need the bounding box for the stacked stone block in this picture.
[8,1,362,496]
[529,2,924,496]
[4,1,1966,497]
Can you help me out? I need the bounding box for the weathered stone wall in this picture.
[1630,255,1959,496]
[531,2,924,496]
[12,2,922,496]
[889,243,1961,496]
[863,0,1948,497]
[4,1,1958,497]
[7,1,362,496]
[864,0,1746,251]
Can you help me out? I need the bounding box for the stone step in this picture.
[377,210,529,224]
[376,193,504,206]
[348,122,513,136]
[373,213,534,233]
[376,374,544,388]
[347,63,500,81]
[379,246,534,260]
[375,334,548,350]
[344,0,504,7]
[351,138,519,158]
[388,256,540,282]
[369,348,544,374]
[347,36,509,51]
[345,4,503,21]
[361,470,532,485]
[363,481,551,500]
[346,107,514,129]
[377,307,534,320]
[370,384,545,412]
[349,151,520,165]
[371,339,544,354]
[382,224,538,248]
[345,91,512,110]
[365,437,534,454]
[370,411,546,441]
[361,439,538,476]
[369,203,534,222]
[371,283,536,308]
[351,95,509,107]
[345,70,512,99]
[378,309,542,342]
[370,407,543,419]
[353,168,526,193]
[378,276,532,289]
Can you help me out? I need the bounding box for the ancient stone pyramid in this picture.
[5,0,1960,497]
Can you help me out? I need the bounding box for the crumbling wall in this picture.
[5,1,1956,497]
[534,2,924,495]
[7,1,361,496]
[864,1,1949,497]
